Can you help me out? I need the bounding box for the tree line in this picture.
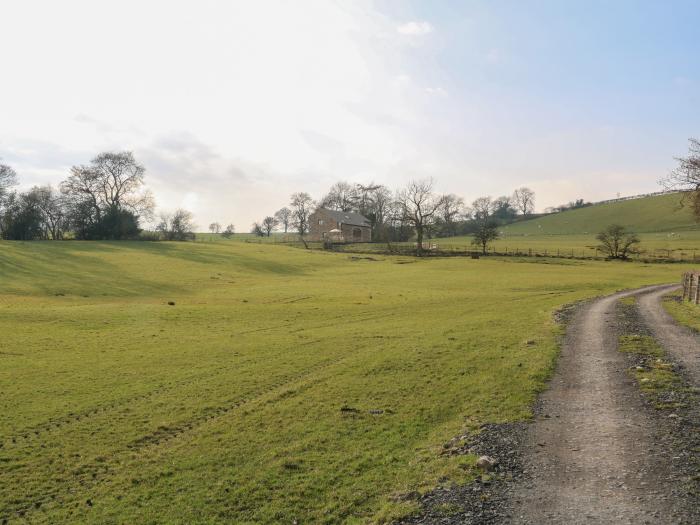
[249,180,536,254]
[0,152,208,241]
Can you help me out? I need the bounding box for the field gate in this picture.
[681,271,700,304]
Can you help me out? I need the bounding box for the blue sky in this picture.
[0,0,698,226]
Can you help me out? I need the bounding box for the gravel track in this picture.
[636,284,700,383]
[401,284,699,524]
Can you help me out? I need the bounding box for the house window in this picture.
[318,219,324,225]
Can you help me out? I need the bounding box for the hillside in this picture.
[503,192,697,235]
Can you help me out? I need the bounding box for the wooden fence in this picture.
[682,271,700,304]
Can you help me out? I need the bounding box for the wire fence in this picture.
[329,242,700,263]
[194,234,700,263]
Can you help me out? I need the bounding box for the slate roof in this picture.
[317,209,371,227]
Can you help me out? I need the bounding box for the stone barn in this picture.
[308,209,372,242]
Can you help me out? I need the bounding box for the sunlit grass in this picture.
[0,240,693,523]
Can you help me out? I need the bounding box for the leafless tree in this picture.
[31,185,68,240]
[596,224,640,259]
[512,187,535,215]
[262,215,279,236]
[440,193,464,236]
[62,151,155,222]
[222,223,235,238]
[251,222,265,237]
[0,160,18,202]
[662,138,700,220]
[274,207,292,233]
[157,209,195,241]
[395,178,446,254]
[472,221,499,255]
[471,196,493,221]
[290,192,314,248]
[209,222,221,234]
[318,181,356,211]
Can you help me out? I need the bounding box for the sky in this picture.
[1,0,698,229]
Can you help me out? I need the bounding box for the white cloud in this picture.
[396,21,433,36]
[0,0,441,226]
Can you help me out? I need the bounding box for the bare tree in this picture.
[290,192,314,248]
[262,216,279,236]
[440,193,464,236]
[251,222,265,237]
[61,151,155,230]
[596,224,640,259]
[471,196,493,221]
[274,207,292,233]
[31,185,68,240]
[395,179,446,255]
[222,223,235,238]
[0,160,18,202]
[662,138,700,220]
[472,221,499,255]
[368,185,392,241]
[318,181,356,211]
[512,187,535,216]
[209,222,221,234]
[157,209,195,241]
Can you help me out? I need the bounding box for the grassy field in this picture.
[0,241,694,524]
[335,194,700,260]
[342,231,700,259]
[502,192,697,235]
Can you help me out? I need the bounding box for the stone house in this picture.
[308,208,372,242]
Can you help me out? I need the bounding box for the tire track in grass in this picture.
[0,307,396,449]
[0,354,259,449]
[0,351,353,522]
[1,305,403,448]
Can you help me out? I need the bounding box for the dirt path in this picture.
[636,284,700,383]
[508,284,690,524]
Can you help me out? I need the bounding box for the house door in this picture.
[352,228,362,241]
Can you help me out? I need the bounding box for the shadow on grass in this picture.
[0,240,306,297]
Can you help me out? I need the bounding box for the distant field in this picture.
[430,231,700,260]
[502,192,697,235]
[193,232,297,243]
[0,241,693,523]
[341,194,700,260]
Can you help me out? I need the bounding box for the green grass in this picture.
[356,193,700,259]
[503,192,697,235]
[618,334,686,409]
[344,231,700,262]
[662,292,700,331]
[0,240,694,524]
[193,232,298,243]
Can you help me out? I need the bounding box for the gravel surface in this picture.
[399,284,700,525]
[637,284,700,382]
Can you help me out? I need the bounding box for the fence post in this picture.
[695,273,700,305]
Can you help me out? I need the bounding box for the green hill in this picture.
[503,192,698,235]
